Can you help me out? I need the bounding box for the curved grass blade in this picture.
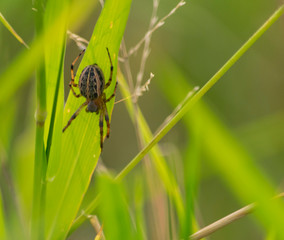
[45,0,132,239]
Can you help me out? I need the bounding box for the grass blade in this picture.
[45,1,132,239]
[0,187,7,240]
[31,0,47,238]
[97,173,135,239]
[0,12,29,49]
[43,0,69,160]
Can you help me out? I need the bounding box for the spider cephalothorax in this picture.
[62,48,117,150]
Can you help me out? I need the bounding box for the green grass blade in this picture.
[0,12,29,49]
[115,4,284,182]
[43,0,71,161]
[45,1,132,239]
[133,174,146,240]
[182,114,201,238]
[0,100,16,155]
[44,0,98,177]
[45,48,65,160]
[0,191,7,240]
[31,0,47,238]
[97,173,135,239]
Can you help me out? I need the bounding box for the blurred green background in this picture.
[1,0,284,239]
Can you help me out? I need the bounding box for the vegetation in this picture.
[0,0,283,239]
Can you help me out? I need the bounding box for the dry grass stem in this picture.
[90,215,105,240]
[132,0,186,104]
[191,192,284,240]
[135,72,154,97]
[134,0,160,98]
[120,39,135,91]
[99,0,104,8]
[67,30,88,50]
[128,0,186,57]
[190,204,254,240]
[114,73,154,105]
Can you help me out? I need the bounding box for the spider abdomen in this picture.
[63,48,115,150]
[79,64,105,100]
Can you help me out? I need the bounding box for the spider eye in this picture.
[87,102,98,113]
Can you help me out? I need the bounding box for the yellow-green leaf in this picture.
[45,0,132,239]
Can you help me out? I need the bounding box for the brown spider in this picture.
[62,48,117,150]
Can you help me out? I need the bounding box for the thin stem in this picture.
[128,0,186,57]
[68,195,101,235]
[115,5,284,182]
[134,0,159,94]
[0,12,29,49]
[190,193,284,240]
[31,0,47,239]
[191,204,254,240]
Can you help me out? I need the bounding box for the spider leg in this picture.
[104,108,110,138]
[69,49,85,97]
[69,85,81,98]
[104,48,113,89]
[105,82,118,103]
[99,111,104,149]
[62,101,88,132]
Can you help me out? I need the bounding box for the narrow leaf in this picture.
[0,12,29,49]
[45,0,132,239]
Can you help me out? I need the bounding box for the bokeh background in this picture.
[1,0,284,239]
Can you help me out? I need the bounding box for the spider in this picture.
[62,48,117,150]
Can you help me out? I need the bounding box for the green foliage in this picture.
[97,173,136,239]
[0,193,6,240]
[0,0,284,239]
[44,0,132,239]
[1,0,132,239]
